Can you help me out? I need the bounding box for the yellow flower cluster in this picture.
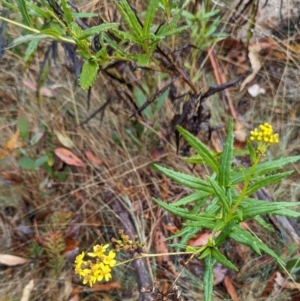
[74,244,117,287]
[250,123,279,156]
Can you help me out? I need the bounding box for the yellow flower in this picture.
[88,244,109,258]
[250,123,279,156]
[103,250,117,267]
[101,263,112,281]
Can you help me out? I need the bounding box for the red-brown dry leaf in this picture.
[153,220,178,276]
[223,275,240,301]
[163,223,179,235]
[260,271,277,297]
[275,272,300,290]
[211,131,223,153]
[0,254,29,266]
[0,170,23,185]
[55,148,85,167]
[0,130,25,159]
[150,147,165,160]
[68,294,79,301]
[188,231,220,247]
[23,80,54,97]
[84,150,102,166]
[90,281,121,291]
[62,238,79,255]
[213,264,227,285]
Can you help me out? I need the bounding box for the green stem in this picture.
[0,16,76,45]
[226,155,261,222]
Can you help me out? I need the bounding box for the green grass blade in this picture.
[16,0,33,27]
[177,126,219,173]
[143,0,160,35]
[218,119,234,187]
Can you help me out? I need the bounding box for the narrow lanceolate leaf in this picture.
[153,198,216,226]
[173,191,210,207]
[24,39,41,62]
[208,177,230,212]
[177,126,219,173]
[211,248,238,271]
[114,0,143,40]
[218,119,234,188]
[246,171,293,195]
[154,165,214,192]
[203,253,216,301]
[231,156,300,184]
[79,23,119,40]
[143,0,160,35]
[61,0,74,24]
[241,201,300,219]
[246,139,256,165]
[16,0,32,27]
[79,60,99,89]
[229,225,285,266]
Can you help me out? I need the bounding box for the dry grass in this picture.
[0,1,300,301]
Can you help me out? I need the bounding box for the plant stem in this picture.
[0,16,76,45]
[226,155,261,222]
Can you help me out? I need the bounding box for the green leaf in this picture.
[240,199,300,219]
[246,139,256,164]
[143,0,160,35]
[157,8,183,35]
[246,171,293,195]
[24,38,41,62]
[254,216,274,232]
[154,165,214,192]
[203,253,216,301]
[157,24,190,38]
[211,248,238,271]
[173,191,210,207]
[79,23,119,40]
[133,86,152,119]
[79,60,99,89]
[61,0,74,24]
[241,201,300,220]
[17,110,29,142]
[26,2,51,18]
[114,0,143,40]
[177,126,219,173]
[34,156,49,168]
[136,53,151,66]
[218,119,234,187]
[230,225,286,265]
[16,0,33,27]
[19,157,36,170]
[214,220,237,247]
[208,177,230,212]
[232,156,300,184]
[153,198,216,225]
